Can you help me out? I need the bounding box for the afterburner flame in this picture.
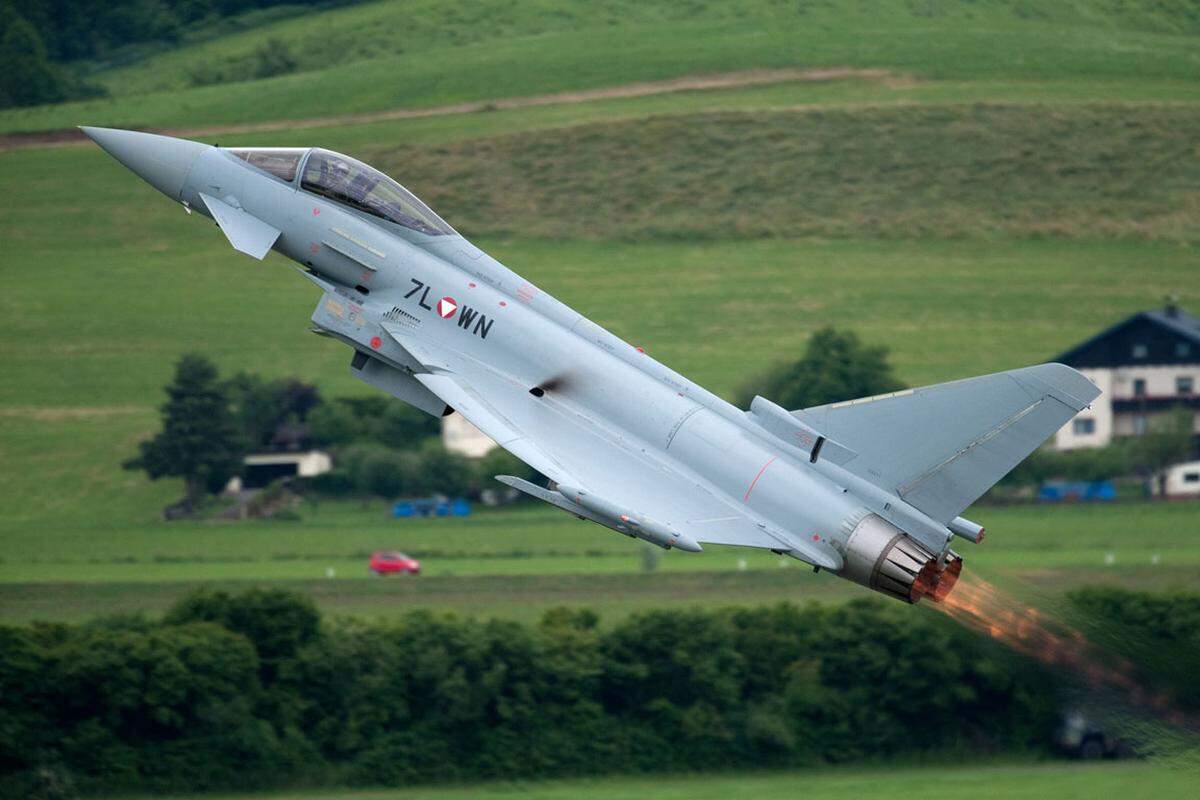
[935,573,1193,728]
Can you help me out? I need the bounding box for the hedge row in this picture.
[2,588,1193,796]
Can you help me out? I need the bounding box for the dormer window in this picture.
[1177,342,1192,358]
[1132,344,1148,359]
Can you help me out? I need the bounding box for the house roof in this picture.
[1053,305,1200,364]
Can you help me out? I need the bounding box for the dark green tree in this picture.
[733,327,905,410]
[1129,406,1196,498]
[124,354,246,511]
[307,400,359,448]
[0,6,68,108]
[165,588,319,673]
[225,372,320,450]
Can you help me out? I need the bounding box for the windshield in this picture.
[301,149,454,236]
[229,148,304,182]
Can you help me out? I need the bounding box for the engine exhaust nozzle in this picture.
[839,514,963,604]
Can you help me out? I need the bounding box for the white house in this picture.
[225,450,332,492]
[1051,303,1200,451]
[442,413,497,458]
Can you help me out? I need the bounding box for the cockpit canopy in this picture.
[228,147,455,237]
[229,148,304,182]
[301,149,455,237]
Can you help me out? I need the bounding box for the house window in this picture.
[1133,378,1147,397]
[1177,342,1192,358]
[1132,344,1148,359]
[1132,415,1148,435]
[1185,472,1200,484]
[1073,418,1095,435]
[1179,376,1195,395]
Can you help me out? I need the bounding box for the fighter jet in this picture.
[83,127,1100,604]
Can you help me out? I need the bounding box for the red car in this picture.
[369,550,421,576]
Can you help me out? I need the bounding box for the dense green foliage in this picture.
[0,6,73,108]
[225,371,321,449]
[732,327,904,410]
[0,589,1064,795]
[3,586,1195,795]
[1068,586,1200,709]
[308,395,438,451]
[1128,407,1198,494]
[124,354,247,508]
[1001,444,1133,488]
[3,0,345,65]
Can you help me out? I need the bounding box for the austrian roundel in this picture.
[436,297,458,319]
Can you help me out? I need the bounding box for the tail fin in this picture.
[791,364,1100,522]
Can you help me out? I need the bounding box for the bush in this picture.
[9,587,1194,794]
[733,327,904,410]
[251,38,297,79]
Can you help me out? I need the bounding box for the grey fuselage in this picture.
[86,128,972,598]
[186,144,896,554]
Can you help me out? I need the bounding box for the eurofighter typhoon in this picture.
[84,127,1100,605]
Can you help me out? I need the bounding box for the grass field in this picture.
[3,0,1199,134]
[136,762,1195,800]
[2,501,1196,623]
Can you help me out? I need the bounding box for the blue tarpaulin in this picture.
[1037,480,1117,503]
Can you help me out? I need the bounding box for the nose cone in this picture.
[80,127,209,201]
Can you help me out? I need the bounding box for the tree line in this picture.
[0,0,354,108]
[125,354,535,514]
[2,587,1196,797]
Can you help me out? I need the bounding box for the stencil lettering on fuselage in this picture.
[405,278,494,340]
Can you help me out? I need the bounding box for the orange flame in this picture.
[935,573,1193,728]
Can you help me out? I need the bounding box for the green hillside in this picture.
[2,0,1199,133]
[386,104,1200,241]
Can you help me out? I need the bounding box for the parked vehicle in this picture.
[368,550,421,576]
[1055,711,1134,759]
[393,496,471,518]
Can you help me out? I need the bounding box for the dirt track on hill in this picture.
[0,68,891,151]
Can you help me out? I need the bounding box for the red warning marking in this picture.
[499,300,507,307]
[635,346,645,353]
[743,456,777,502]
[369,336,382,349]
[811,533,821,542]
[312,207,320,216]
[436,297,458,318]
[468,282,476,288]
[309,243,320,253]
